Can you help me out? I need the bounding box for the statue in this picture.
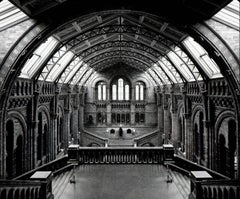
[119,125,123,137]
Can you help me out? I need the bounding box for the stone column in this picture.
[162,88,170,144]
[202,86,212,168]
[182,84,193,160]
[70,86,80,144]
[131,87,135,125]
[78,87,86,132]
[107,102,111,125]
[33,83,40,168]
[131,103,135,125]
[63,87,71,153]
[171,87,179,148]
[50,84,60,160]
[157,92,164,145]
[184,113,192,160]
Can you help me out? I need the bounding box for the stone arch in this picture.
[229,187,235,199]
[6,111,27,178]
[57,104,64,153]
[191,105,205,164]
[14,189,19,199]
[37,105,51,165]
[177,102,185,152]
[215,110,236,178]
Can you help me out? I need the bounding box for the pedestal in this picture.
[189,171,212,199]
[30,171,53,199]
[163,144,174,162]
[68,144,79,165]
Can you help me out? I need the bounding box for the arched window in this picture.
[118,78,124,100]
[125,85,129,100]
[135,82,145,101]
[111,78,130,100]
[112,84,117,100]
[97,81,107,100]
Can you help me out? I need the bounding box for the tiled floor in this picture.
[57,164,189,199]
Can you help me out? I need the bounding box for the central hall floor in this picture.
[53,164,190,199]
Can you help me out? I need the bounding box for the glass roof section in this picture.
[38,45,73,81]
[148,67,165,85]
[167,51,194,81]
[20,36,59,78]
[46,51,74,82]
[151,64,171,84]
[79,68,93,85]
[213,0,239,30]
[6,1,233,87]
[58,56,83,83]
[0,0,28,31]
[70,64,89,85]
[183,37,223,79]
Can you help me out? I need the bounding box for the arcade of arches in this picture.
[0,0,239,187]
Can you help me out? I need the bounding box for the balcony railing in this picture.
[68,145,174,164]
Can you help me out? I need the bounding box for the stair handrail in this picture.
[133,130,160,146]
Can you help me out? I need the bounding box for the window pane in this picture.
[125,85,129,100]
[140,85,144,100]
[135,85,139,100]
[102,85,106,100]
[112,84,117,100]
[98,84,102,100]
[118,78,123,100]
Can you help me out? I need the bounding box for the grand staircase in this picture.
[108,138,134,147]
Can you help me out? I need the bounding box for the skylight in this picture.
[183,37,223,79]
[167,51,195,81]
[46,51,74,82]
[0,0,28,31]
[213,0,239,30]
[20,36,59,78]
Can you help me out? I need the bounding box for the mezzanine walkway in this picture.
[53,164,190,199]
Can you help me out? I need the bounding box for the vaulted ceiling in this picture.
[7,0,234,87]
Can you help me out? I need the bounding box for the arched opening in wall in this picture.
[8,189,13,199]
[199,112,204,162]
[6,120,14,179]
[228,119,236,178]
[111,77,131,101]
[57,115,64,153]
[96,81,107,101]
[135,113,139,124]
[110,129,115,134]
[15,135,23,176]
[229,187,236,199]
[111,113,116,124]
[88,115,93,125]
[97,112,102,124]
[178,106,185,153]
[126,113,130,124]
[219,134,227,176]
[14,185,19,199]
[37,112,43,163]
[43,124,48,161]
[168,112,172,141]
[194,123,199,161]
